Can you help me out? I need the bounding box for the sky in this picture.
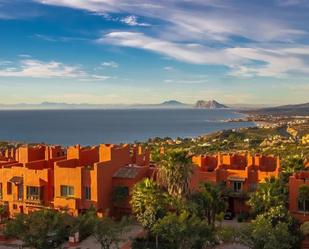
[0,0,309,105]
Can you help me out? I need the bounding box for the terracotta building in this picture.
[53,144,151,216]
[289,171,309,223]
[192,153,280,213]
[0,144,284,217]
[0,144,151,217]
[0,145,65,216]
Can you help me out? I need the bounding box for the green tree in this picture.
[300,221,309,237]
[248,176,286,215]
[93,216,130,249]
[75,205,97,240]
[152,211,213,249]
[0,204,7,223]
[157,150,193,199]
[240,205,301,249]
[130,178,167,232]
[112,185,129,206]
[281,155,305,183]
[4,209,70,249]
[190,182,227,226]
[298,184,309,216]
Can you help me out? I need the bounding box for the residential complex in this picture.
[192,153,280,213]
[0,144,151,217]
[1,144,309,224]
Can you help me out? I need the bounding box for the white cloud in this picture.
[101,61,119,68]
[34,0,309,78]
[227,46,309,77]
[35,0,306,43]
[100,31,309,77]
[120,15,150,26]
[33,33,89,42]
[18,54,31,58]
[277,0,309,6]
[164,79,208,84]
[0,59,110,80]
[164,66,174,71]
[99,32,238,65]
[0,60,12,66]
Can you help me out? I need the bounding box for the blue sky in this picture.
[0,0,309,105]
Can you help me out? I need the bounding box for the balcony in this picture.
[25,195,44,206]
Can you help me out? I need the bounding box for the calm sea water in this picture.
[0,109,254,145]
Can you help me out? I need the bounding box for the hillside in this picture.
[244,102,309,116]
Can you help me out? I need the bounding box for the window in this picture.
[17,184,23,200]
[60,185,74,197]
[232,181,243,192]
[84,187,91,200]
[26,186,41,200]
[7,182,12,195]
[298,200,309,212]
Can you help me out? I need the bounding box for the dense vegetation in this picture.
[2,207,130,249]
[129,150,306,249]
[145,126,309,160]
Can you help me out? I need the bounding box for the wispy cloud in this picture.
[35,0,306,43]
[99,32,238,65]
[99,31,309,78]
[164,66,175,71]
[164,79,208,84]
[33,34,89,42]
[0,59,110,80]
[120,15,150,26]
[276,0,309,6]
[101,61,119,68]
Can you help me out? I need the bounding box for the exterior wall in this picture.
[51,144,149,216]
[0,145,65,217]
[96,145,132,214]
[0,163,52,216]
[112,166,150,215]
[289,172,309,223]
[192,153,280,214]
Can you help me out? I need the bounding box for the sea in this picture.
[0,109,255,146]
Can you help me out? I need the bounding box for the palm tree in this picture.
[248,177,286,215]
[157,150,193,199]
[298,184,309,216]
[191,182,227,226]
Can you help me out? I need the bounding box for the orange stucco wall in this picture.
[289,172,309,223]
[192,153,280,214]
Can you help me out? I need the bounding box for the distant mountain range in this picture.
[0,101,190,110]
[243,102,309,116]
[161,100,188,106]
[194,100,228,109]
[3,100,306,114]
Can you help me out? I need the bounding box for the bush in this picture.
[217,227,237,244]
[237,212,249,223]
[301,222,309,236]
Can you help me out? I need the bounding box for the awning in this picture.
[9,176,23,184]
[227,176,246,182]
